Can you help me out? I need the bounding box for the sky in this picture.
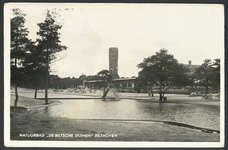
[6,3,224,78]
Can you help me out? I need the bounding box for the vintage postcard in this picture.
[4,3,224,148]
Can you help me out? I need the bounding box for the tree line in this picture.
[49,74,103,89]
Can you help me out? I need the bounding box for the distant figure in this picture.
[53,88,58,93]
[188,92,194,97]
[209,93,212,99]
[215,92,220,98]
[148,90,153,97]
[202,93,212,99]
[197,92,202,96]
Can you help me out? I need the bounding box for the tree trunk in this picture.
[205,85,208,94]
[34,86,38,99]
[14,57,19,107]
[159,93,163,101]
[204,79,209,94]
[14,83,19,107]
[45,49,49,104]
[45,68,49,104]
[103,80,105,100]
[151,86,154,97]
[159,84,163,101]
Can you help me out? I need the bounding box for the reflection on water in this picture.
[31,99,220,130]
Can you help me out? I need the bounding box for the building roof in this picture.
[113,77,136,81]
[86,80,103,83]
[183,64,201,70]
[85,77,136,84]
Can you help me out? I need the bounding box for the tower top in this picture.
[109,47,118,49]
[109,47,118,52]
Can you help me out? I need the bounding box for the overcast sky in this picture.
[7,3,224,78]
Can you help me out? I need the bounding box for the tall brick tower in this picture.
[109,47,120,79]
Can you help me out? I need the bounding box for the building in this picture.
[183,61,201,73]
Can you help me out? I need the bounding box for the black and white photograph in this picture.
[4,3,224,147]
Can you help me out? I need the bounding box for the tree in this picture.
[49,75,82,89]
[49,75,61,88]
[137,49,189,101]
[134,78,147,93]
[37,10,67,104]
[79,74,87,86]
[211,58,220,89]
[23,40,47,98]
[11,8,29,107]
[194,59,220,94]
[98,70,112,97]
[86,75,103,81]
